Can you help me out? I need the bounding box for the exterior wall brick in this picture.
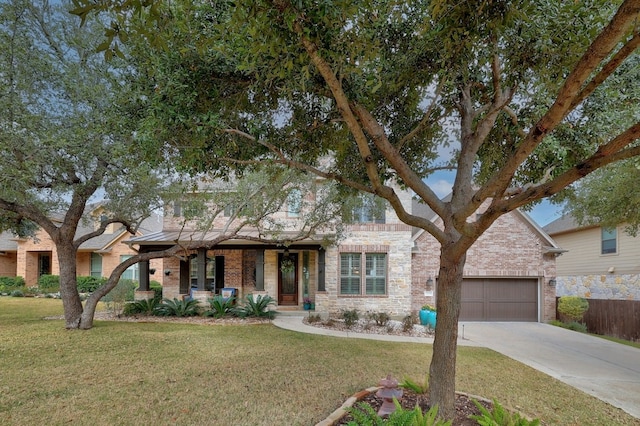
[10,228,164,288]
[412,210,557,321]
[0,253,17,277]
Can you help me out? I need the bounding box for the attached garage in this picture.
[460,278,539,321]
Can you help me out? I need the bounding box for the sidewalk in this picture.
[271,315,480,346]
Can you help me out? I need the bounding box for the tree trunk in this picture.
[56,242,83,329]
[429,246,466,421]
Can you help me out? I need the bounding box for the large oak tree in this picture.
[75,0,640,419]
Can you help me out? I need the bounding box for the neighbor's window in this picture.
[601,227,617,255]
[352,194,385,224]
[120,255,139,281]
[340,252,387,296]
[90,253,102,278]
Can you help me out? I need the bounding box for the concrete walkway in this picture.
[272,316,640,419]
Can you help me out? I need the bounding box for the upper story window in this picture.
[339,252,387,296]
[352,194,385,224]
[601,227,617,254]
[287,189,302,217]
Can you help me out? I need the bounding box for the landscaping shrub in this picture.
[204,295,236,318]
[346,399,450,426]
[123,298,160,316]
[565,321,588,333]
[232,294,276,319]
[558,296,589,323]
[0,276,25,292]
[341,309,359,328]
[37,275,60,293]
[10,289,25,297]
[154,298,200,317]
[402,313,417,332]
[150,281,163,302]
[471,398,541,426]
[366,311,391,327]
[101,279,137,314]
[76,276,106,293]
[307,313,322,323]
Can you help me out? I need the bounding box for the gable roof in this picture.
[543,213,596,236]
[410,206,564,255]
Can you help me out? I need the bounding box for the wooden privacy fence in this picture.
[557,297,640,342]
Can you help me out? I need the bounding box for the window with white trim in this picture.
[351,194,385,223]
[90,253,102,278]
[287,189,302,217]
[120,255,139,281]
[340,252,387,295]
[601,227,617,254]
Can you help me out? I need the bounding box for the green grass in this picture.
[0,298,637,426]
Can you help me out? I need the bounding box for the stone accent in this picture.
[134,290,156,301]
[556,274,640,300]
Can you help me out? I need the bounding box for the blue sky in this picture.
[423,170,563,227]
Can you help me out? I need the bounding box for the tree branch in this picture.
[477,0,640,203]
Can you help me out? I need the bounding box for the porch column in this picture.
[255,249,265,291]
[134,259,155,300]
[138,260,150,291]
[191,248,212,306]
[179,258,190,295]
[197,248,207,291]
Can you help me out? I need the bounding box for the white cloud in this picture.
[430,179,453,198]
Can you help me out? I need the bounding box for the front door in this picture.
[278,252,298,305]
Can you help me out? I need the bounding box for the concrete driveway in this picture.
[458,322,640,419]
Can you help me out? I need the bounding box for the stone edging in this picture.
[315,386,381,426]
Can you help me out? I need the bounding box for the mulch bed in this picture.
[336,388,492,425]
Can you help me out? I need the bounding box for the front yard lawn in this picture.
[0,298,636,425]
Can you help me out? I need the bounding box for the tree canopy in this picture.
[73,0,640,419]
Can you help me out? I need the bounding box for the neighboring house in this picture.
[544,214,640,301]
[0,204,163,287]
[129,183,560,322]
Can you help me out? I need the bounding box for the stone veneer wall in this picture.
[316,225,413,317]
[556,274,640,300]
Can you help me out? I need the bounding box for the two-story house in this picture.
[544,214,640,301]
[129,179,561,322]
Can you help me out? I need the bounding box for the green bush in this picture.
[150,281,163,302]
[558,296,589,322]
[10,289,25,297]
[566,321,588,333]
[154,298,200,317]
[38,275,60,292]
[101,279,138,314]
[232,294,276,319]
[76,276,106,293]
[400,374,429,394]
[123,298,160,316]
[346,399,450,426]
[341,309,359,328]
[0,276,26,294]
[471,399,540,426]
[204,295,236,318]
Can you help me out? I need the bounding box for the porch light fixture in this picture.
[548,278,556,287]
[426,277,434,289]
[164,269,171,276]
